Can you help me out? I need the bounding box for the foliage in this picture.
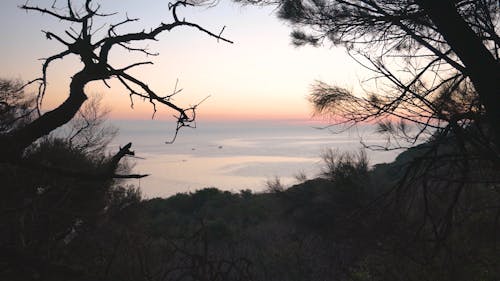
[3,105,497,281]
[0,0,232,278]
[0,78,141,281]
[240,0,500,158]
[2,1,499,280]
[78,144,498,281]
[0,78,36,133]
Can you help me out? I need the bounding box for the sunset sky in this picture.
[0,0,368,121]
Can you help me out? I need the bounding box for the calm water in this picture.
[110,120,400,198]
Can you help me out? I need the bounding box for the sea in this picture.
[109,120,401,198]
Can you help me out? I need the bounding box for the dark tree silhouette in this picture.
[229,1,500,277]
[240,0,499,155]
[0,2,231,279]
[0,80,144,279]
[0,0,232,160]
[0,78,36,133]
[61,93,118,156]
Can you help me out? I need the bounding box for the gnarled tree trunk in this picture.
[417,0,500,152]
[1,70,90,160]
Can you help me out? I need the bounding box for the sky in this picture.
[0,0,368,121]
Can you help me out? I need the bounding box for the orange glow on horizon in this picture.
[1,1,373,125]
[107,103,314,122]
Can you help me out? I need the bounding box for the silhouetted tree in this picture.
[0,0,232,160]
[0,1,232,278]
[0,79,144,280]
[240,0,499,155]
[233,1,500,278]
[61,93,118,156]
[0,78,36,133]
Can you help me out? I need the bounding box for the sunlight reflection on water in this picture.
[111,120,401,198]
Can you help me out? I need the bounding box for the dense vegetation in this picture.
[0,78,141,280]
[2,76,499,280]
[104,139,498,281]
[1,0,499,280]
